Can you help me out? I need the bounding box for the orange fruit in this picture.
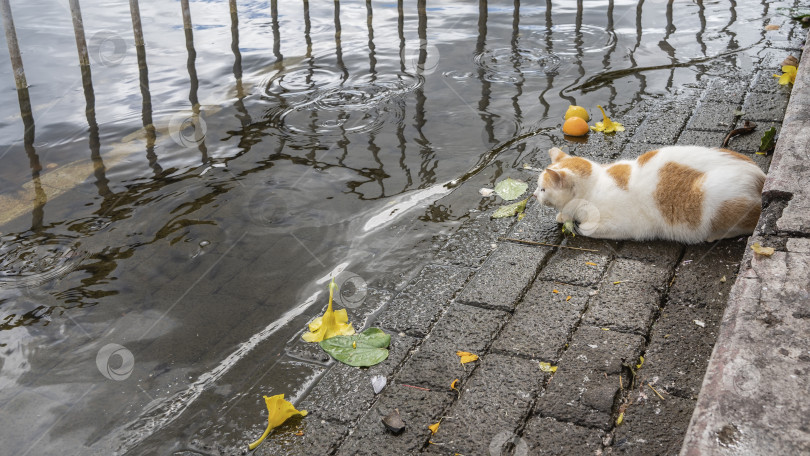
[562,117,589,136]
[564,105,590,121]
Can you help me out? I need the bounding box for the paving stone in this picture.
[456,243,550,312]
[536,237,614,288]
[335,384,454,456]
[612,394,696,455]
[702,77,748,104]
[507,200,564,246]
[753,47,802,72]
[667,239,746,310]
[641,302,722,400]
[749,68,796,94]
[299,332,417,424]
[675,130,728,148]
[742,90,791,122]
[728,120,781,154]
[685,102,738,132]
[435,211,515,268]
[430,354,543,455]
[254,418,348,456]
[583,259,672,335]
[375,264,472,337]
[536,326,645,430]
[616,240,683,266]
[632,98,695,144]
[521,416,605,456]
[395,303,508,390]
[491,281,590,361]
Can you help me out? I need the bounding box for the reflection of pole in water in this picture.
[131,0,161,175]
[397,0,406,73]
[558,0,581,106]
[603,0,620,105]
[68,0,112,198]
[629,0,647,97]
[366,0,377,78]
[537,0,552,117]
[303,0,312,58]
[271,0,283,65]
[415,0,435,186]
[230,0,251,127]
[1,0,46,229]
[510,0,523,122]
[477,0,495,146]
[1,0,27,90]
[334,0,348,80]
[180,0,208,163]
[696,0,707,57]
[660,0,677,91]
[395,0,412,190]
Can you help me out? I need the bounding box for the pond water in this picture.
[0,0,803,454]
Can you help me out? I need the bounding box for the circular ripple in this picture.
[0,234,87,291]
[473,47,562,83]
[540,24,617,57]
[265,73,420,147]
[263,67,345,104]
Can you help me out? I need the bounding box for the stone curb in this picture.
[681,29,810,455]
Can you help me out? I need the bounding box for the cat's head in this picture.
[532,148,586,210]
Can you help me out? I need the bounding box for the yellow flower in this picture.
[302,278,355,342]
[248,394,308,450]
[773,65,797,85]
[590,105,625,133]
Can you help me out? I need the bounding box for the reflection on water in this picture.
[0,0,804,453]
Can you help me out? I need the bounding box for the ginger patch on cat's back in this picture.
[637,150,659,166]
[606,164,631,190]
[655,162,705,228]
[557,157,592,177]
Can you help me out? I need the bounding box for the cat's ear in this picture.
[549,147,569,163]
[545,168,565,188]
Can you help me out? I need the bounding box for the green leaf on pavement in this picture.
[319,328,391,367]
[492,198,528,219]
[759,126,776,153]
[494,178,529,201]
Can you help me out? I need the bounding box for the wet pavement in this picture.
[196,14,809,456]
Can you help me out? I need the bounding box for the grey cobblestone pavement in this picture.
[256,23,808,456]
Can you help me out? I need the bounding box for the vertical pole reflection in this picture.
[69,0,112,199]
[510,0,523,122]
[396,0,412,189]
[696,0,707,57]
[603,0,619,107]
[660,0,677,91]
[2,0,45,227]
[303,0,313,58]
[270,0,283,65]
[415,0,435,185]
[334,0,348,80]
[130,0,161,175]
[558,0,581,106]
[537,0,552,117]
[230,0,251,127]
[477,0,495,146]
[180,0,209,163]
[630,0,647,96]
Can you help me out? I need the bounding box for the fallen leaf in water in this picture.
[759,126,777,154]
[319,328,391,367]
[456,351,479,364]
[382,409,406,434]
[539,362,558,373]
[248,395,308,450]
[773,65,797,85]
[765,24,781,30]
[751,242,775,256]
[494,177,529,201]
[302,278,355,342]
[428,420,441,434]
[591,105,625,133]
[492,197,528,219]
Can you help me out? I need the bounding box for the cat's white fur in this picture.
[532,146,766,243]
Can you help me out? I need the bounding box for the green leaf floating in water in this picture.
[492,198,528,219]
[759,126,776,154]
[319,327,391,367]
[494,178,529,201]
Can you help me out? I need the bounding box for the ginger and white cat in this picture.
[533,146,766,243]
